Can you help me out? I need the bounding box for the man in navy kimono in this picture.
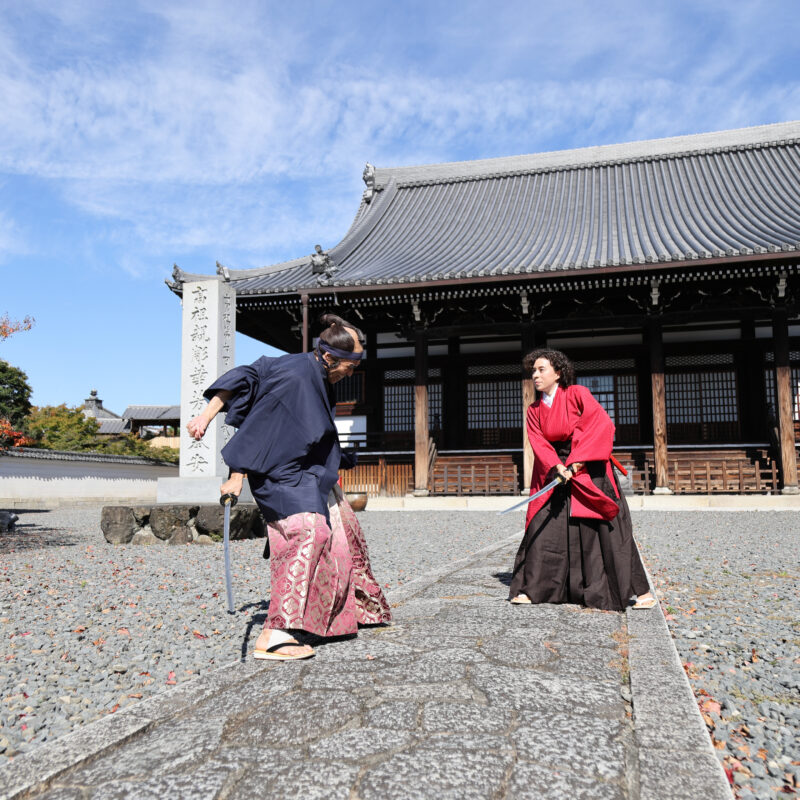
[187,315,391,660]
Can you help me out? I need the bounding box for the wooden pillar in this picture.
[521,326,536,493]
[301,294,309,353]
[444,336,460,449]
[737,317,765,442]
[648,319,671,493]
[773,309,798,493]
[364,329,380,445]
[414,331,430,495]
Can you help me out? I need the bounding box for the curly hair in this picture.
[522,348,575,388]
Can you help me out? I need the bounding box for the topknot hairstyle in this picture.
[318,313,365,353]
[522,348,575,388]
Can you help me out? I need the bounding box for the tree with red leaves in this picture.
[0,313,35,450]
[0,314,34,341]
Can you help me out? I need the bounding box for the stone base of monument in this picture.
[101,503,265,546]
[156,476,254,504]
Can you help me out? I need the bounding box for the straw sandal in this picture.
[632,595,657,610]
[253,630,315,661]
[510,594,533,605]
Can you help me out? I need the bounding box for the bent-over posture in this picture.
[187,315,391,660]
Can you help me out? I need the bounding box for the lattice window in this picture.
[666,375,703,423]
[575,374,639,426]
[666,371,738,423]
[764,367,800,420]
[572,358,635,371]
[336,372,365,404]
[467,364,520,377]
[764,351,800,363]
[384,369,414,381]
[384,367,441,381]
[576,375,615,421]
[383,384,442,432]
[616,375,639,425]
[466,380,522,429]
[665,353,734,367]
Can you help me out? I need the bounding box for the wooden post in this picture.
[521,326,536,493]
[444,336,460,449]
[414,331,430,495]
[737,317,764,442]
[364,329,380,443]
[301,294,309,353]
[649,319,671,493]
[773,309,798,493]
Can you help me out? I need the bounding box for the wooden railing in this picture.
[427,437,438,490]
[614,448,780,494]
[338,457,413,497]
[430,454,519,496]
[663,453,779,494]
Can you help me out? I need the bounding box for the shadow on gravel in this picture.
[238,601,270,660]
[0,527,83,553]
[493,571,513,587]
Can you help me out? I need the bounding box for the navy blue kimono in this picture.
[204,352,346,523]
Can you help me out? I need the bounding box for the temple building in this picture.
[168,121,800,497]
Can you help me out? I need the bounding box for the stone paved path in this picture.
[1,537,731,800]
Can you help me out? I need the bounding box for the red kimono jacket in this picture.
[525,383,620,529]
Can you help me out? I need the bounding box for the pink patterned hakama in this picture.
[265,484,392,637]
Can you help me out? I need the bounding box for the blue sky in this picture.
[1,0,798,413]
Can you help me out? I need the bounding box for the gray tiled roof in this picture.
[4,447,175,466]
[173,121,800,295]
[97,419,129,435]
[122,405,180,423]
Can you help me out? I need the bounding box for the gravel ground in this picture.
[2,504,797,800]
[634,511,800,800]
[0,505,523,762]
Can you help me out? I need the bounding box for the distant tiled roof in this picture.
[3,447,175,467]
[169,121,800,296]
[82,390,121,420]
[97,419,129,435]
[122,405,180,423]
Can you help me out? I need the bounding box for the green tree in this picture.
[98,434,179,463]
[0,360,33,428]
[25,405,100,451]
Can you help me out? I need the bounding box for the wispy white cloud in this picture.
[0,0,797,267]
[0,209,28,263]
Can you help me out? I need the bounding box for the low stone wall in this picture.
[1,448,178,507]
[101,503,266,546]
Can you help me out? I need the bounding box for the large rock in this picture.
[150,505,198,540]
[168,528,194,546]
[131,506,152,527]
[195,504,263,541]
[131,529,158,546]
[101,506,141,544]
[0,511,19,533]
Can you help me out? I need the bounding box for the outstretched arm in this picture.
[186,390,233,440]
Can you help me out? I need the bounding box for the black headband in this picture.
[318,341,365,361]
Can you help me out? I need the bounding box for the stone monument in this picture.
[157,278,253,503]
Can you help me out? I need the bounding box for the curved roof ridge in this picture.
[374,121,800,188]
[227,254,311,282]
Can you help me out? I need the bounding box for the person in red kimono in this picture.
[509,348,656,612]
